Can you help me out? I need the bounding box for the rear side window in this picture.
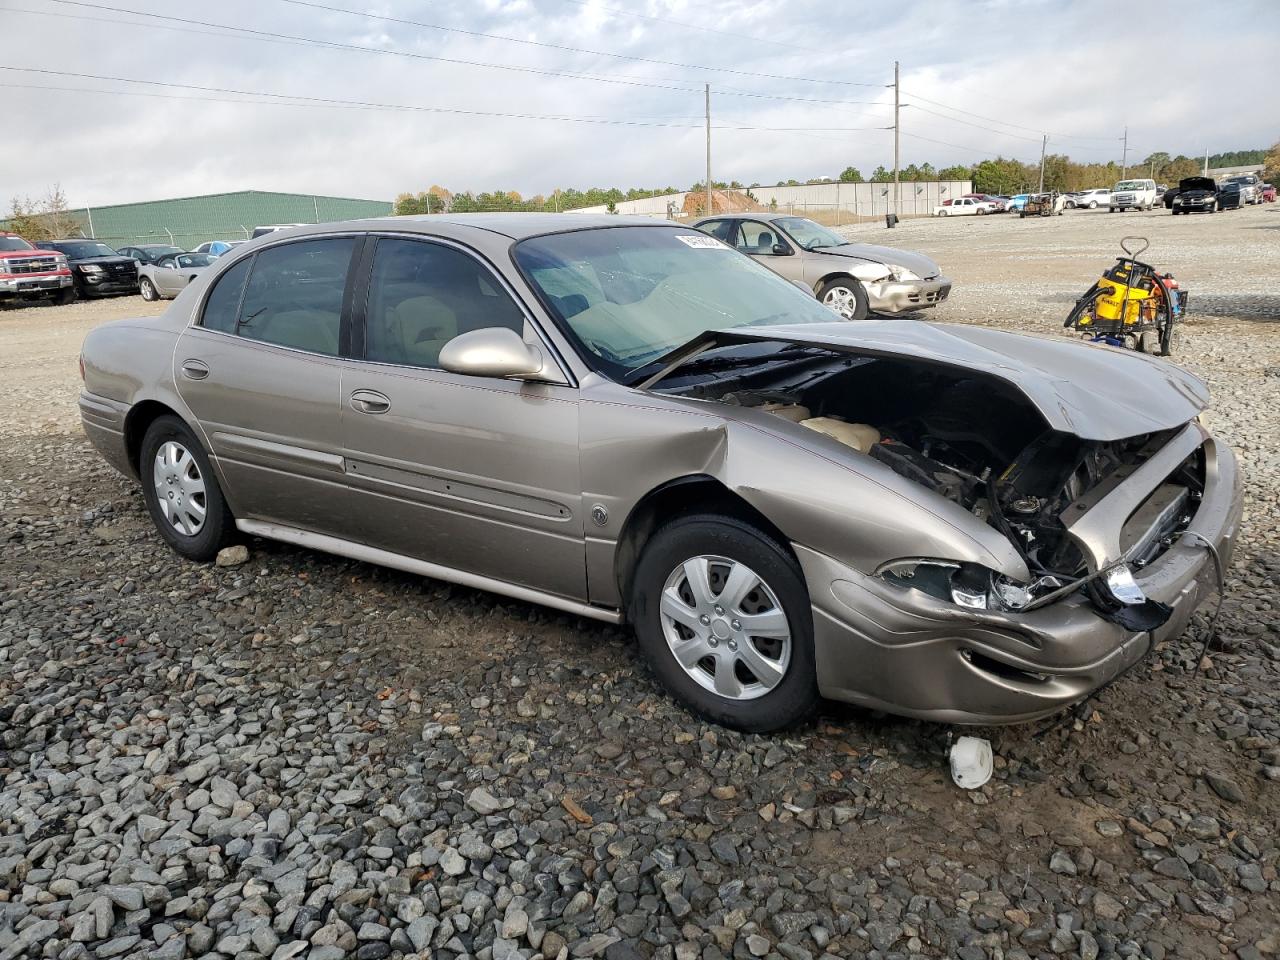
[236,238,356,356]
[200,258,250,333]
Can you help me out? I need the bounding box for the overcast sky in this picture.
[1,0,1273,207]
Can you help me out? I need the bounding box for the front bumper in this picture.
[0,274,73,297]
[797,434,1242,724]
[865,275,952,313]
[78,273,139,296]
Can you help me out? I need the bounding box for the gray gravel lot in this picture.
[1,206,1278,960]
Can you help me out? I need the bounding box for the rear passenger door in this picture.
[174,236,363,537]
[338,235,586,601]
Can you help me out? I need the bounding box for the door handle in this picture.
[349,389,391,415]
[181,359,209,380]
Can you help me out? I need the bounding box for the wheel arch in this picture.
[124,400,192,477]
[614,474,793,612]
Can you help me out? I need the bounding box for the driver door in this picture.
[152,256,185,297]
[339,235,586,601]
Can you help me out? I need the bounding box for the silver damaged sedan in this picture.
[78,215,1241,732]
[693,213,951,319]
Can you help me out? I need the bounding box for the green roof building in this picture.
[21,190,393,248]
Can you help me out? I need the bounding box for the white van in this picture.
[1110,179,1157,212]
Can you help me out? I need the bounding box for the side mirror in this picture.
[772,243,792,256]
[439,327,547,380]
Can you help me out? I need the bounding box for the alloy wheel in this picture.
[152,440,206,535]
[822,285,860,318]
[658,555,791,700]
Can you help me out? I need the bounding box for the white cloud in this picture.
[0,0,1272,207]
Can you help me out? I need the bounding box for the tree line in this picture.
[395,145,1275,215]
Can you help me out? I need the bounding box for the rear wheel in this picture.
[139,415,236,561]
[630,515,818,732]
[818,277,869,320]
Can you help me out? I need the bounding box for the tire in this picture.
[1159,310,1177,357]
[937,209,948,217]
[630,514,818,732]
[139,415,236,562]
[139,277,159,302]
[1108,207,1116,213]
[1089,201,1098,209]
[976,207,986,215]
[57,286,77,305]
[817,277,869,320]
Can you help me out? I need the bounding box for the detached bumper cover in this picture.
[864,275,953,313]
[799,433,1241,723]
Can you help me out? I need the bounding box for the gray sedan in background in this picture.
[694,213,951,319]
[78,214,1239,732]
[138,252,216,301]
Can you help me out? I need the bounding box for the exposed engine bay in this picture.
[662,348,1205,620]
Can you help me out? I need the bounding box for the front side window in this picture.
[234,238,355,355]
[176,254,214,268]
[736,221,785,255]
[514,226,842,380]
[363,238,526,368]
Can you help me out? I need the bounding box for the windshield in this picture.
[0,236,34,252]
[771,217,846,250]
[1114,180,1150,191]
[174,253,215,268]
[513,226,843,380]
[139,245,183,259]
[45,241,118,259]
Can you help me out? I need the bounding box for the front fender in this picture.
[579,382,1028,607]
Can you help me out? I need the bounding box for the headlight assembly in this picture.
[80,264,105,273]
[877,558,1061,612]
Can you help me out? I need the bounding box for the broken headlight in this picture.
[878,559,1060,612]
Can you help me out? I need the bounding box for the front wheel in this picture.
[139,415,237,561]
[1089,201,1099,209]
[818,277,869,320]
[630,515,818,732]
[139,277,159,301]
[57,286,77,305]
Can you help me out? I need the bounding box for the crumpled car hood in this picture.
[655,320,1209,442]
[818,244,941,279]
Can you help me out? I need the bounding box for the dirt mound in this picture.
[682,188,766,217]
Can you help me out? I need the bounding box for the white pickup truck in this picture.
[1110,178,1158,212]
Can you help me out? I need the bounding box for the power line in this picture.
[900,90,1122,144]
[43,0,889,89]
[7,6,891,110]
[0,66,891,134]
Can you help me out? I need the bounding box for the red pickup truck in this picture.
[0,232,75,305]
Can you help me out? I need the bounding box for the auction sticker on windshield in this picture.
[675,234,726,248]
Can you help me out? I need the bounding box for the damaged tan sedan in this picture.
[79,215,1242,732]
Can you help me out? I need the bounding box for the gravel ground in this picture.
[2,206,1278,960]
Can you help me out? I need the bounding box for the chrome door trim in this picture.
[210,432,346,470]
[235,519,622,624]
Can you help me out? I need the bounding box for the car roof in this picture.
[267,212,684,243]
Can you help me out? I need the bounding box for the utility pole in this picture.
[893,61,900,217]
[1038,134,1047,193]
[705,83,713,216]
[1203,148,1209,176]
[1120,126,1128,177]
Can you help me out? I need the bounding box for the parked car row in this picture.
[1,232,254,306]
